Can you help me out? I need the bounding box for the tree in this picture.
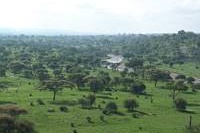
[110,76,120,89]
[87,94,96,107]
[105,102,118,112]
[15,120,36,133]
[0,114,15,133]
[192,83,200,92]
[175,80,188,92]
[9,62,26,74]
[124,99,139,112]
[167,81,188,101]
[36,69,50,81]
[89,79,104,93]
[78,98,90,109]
[0,64,6,77]
[130,81,146,94]
[148,69,172,86]
[125,58,144,71]
[68,73,87,89]
[187,77,195,84]
[175,74,186,80]
[23,70,33,79]
[175,98,187,111]
[42,79,74,101]
[0,114,36,133]
[97,71,111,87]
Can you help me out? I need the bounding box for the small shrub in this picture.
[73,129,78,133]
[102,109,110,115]
[101,101,106,104]
[86,116,93,123]
[0,114,36,133]
[175,98,187,111]
[47,109,55,113]
[105,102,118,111]
[0,114,15,133]
[103,102,118,115]
[87,94,96,106]
[59,106,68,112]
[37,99,45,105]
[0,105,27,116]
[78,98,90,109]
[15,120,36,133]
[130,82,146,94]
[124,99,139,112]
[100,115,105,121]
[70,122,75,127]
[30,102,34,106]
[175,74,186,80]
[98,104,101,110]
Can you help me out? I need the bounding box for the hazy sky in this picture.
[0,0,200,34]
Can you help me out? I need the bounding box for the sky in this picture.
[0,0,200,34]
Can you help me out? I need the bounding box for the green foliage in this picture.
[130,81,146,94]
[105,102,118,112]
[175,98,187,111]
[124,99,139,112]
[89,79,104,93]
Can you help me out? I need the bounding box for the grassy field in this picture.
[158,62,200,78]
[1,75,200,133]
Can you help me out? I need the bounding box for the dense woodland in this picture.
[0,30,200,133]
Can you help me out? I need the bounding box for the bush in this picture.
[100,115,105,121]
[30,102,34,106]
[59,106,68,112]
[103,102,118,115]
[0,105,27,116]
[192,83,200,92]
[175,98,187,111]
[0,114,15,133]
[124,99,139,112]
[187,77,195,84]
[87,94,96,106]
[36,99,45,105]
[86,116,93,123]
[47,109,55,113]
[0,114,36,133]
[15,120,36,133]
[175,74,186,80]
[78,98,90,109]
[130,82,146,94]
[105,102,117,111]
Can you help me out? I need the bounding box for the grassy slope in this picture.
[158,62,200,78]
[0,76,200,133]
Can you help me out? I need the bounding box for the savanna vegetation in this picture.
[0,30,200,133]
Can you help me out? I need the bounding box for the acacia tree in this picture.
[124,99,139,112]
[89,78,104,93]
[42,79,74,101]
[166,80,188,101]
[148,69,172,87]
[68,73,87,89]
[130,81,146,94]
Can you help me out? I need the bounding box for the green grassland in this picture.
[158,62,200,78]
[1,72,200,133]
